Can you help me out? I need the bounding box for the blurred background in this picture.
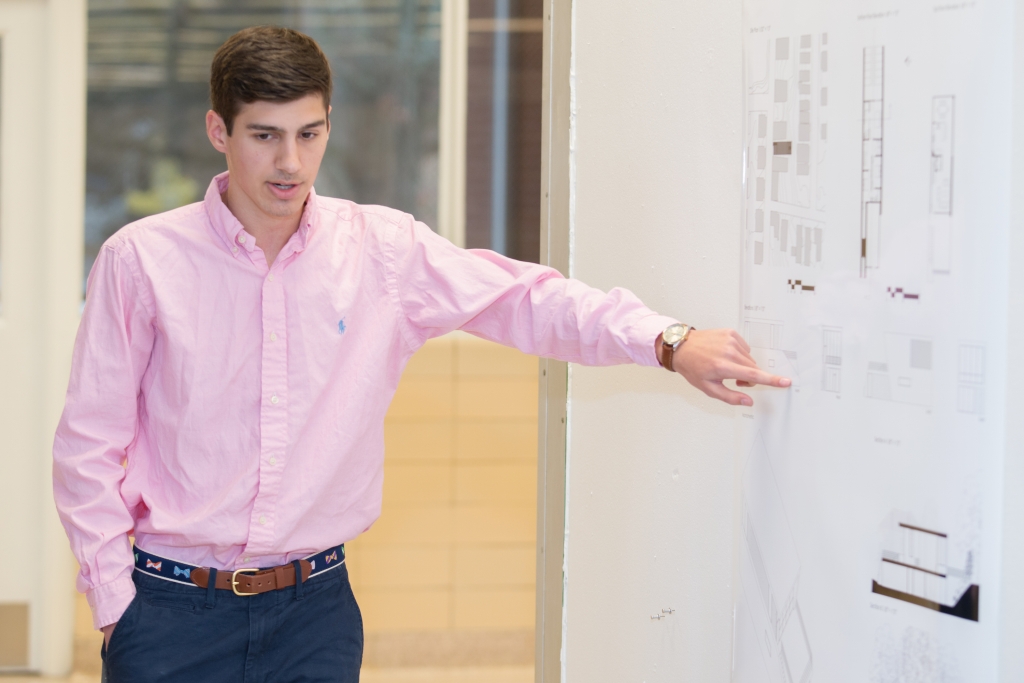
[1,0,546,681]
[84,0,543,279]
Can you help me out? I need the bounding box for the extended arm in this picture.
[390,219,788,401]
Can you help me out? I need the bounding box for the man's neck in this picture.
[222,183,304,267]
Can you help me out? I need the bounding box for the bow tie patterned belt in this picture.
[133,544,346,596]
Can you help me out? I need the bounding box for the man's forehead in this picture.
[236,95,328,129]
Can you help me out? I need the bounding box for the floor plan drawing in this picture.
[860,46,885,277]
[865,334,933,406]
[740,436,814,683]
[931,96,955,273]
[770,34,827,210]
[770,212,824,268]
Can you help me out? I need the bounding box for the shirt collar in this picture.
[204,172,320,256]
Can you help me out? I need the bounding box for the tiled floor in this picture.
[4,667,534,683]
[362,667,534,682]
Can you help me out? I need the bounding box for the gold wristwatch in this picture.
[659,323,693,371]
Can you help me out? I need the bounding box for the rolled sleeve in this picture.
[624,312,682,367]
[86,573,137,629]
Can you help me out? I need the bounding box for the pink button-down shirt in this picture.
[53,172,676,629]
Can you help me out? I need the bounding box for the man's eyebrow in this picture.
[247,123,284,132]
[246,119,327,133]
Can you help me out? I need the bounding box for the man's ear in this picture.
[326,105,332,134]
[206,110,230,153]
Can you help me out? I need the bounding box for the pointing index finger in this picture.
[733,363,791,388]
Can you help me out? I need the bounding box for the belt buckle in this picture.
[231,568,259,596]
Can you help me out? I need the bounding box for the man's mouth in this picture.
[266,181,303,200]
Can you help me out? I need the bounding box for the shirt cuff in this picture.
[86,574,137,630]
[630,314,682,367]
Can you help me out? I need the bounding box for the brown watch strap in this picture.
[660,337,675,371]
[191,559,312,594]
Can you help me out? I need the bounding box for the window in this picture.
[465,0,542,261]
[85,1,442,280]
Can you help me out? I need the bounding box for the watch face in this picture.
[663,324,687,345]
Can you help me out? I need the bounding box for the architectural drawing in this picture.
[771,35,827,210]
[822,327,842,393]
[749,110,770,265]
[745,318,800,382]
[740,2,1006,681]
[872,517,979,622]
[957,344,985,415]
[740,435,814,683]
[931,96,955,273]
[865,334,933,407]
[770,211,824,268]
[860,46,885,277]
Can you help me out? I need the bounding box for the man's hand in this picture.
[101,622,117,648]
[667,328,790,406]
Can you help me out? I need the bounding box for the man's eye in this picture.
[302,132,317,140]
[256,133,272,141]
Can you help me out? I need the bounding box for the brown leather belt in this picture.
[190,560,312,596]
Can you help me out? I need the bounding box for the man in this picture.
[53,26,788,682]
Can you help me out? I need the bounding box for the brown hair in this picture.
[210,26,332,135]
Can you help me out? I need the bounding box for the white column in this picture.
[437,0,468,247]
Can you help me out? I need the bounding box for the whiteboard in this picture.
[736,1,1012,682]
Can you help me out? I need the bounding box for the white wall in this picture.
[562,2,743,681]
[0,0,85,674]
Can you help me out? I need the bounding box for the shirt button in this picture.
[271,395,279,405]
[269,457,277,465]
[259,516,267,526]
[242,557,250,563]
[237,234,246,244]
[232,246,238,253]
[270,332,277,342]
[268,274,275,282]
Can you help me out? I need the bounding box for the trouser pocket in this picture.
[100,591,142,663]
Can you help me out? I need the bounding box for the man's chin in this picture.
[259,194,306,219]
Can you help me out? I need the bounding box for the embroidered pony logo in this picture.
[338,319,346,335]
[325,551,338,564]
[174,566,191,579]
[145,559,163,571]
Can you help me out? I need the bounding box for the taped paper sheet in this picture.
[737,1,1011,681]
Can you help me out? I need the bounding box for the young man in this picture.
[53,26,788,682]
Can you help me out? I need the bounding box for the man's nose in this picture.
[277,139,301,175]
